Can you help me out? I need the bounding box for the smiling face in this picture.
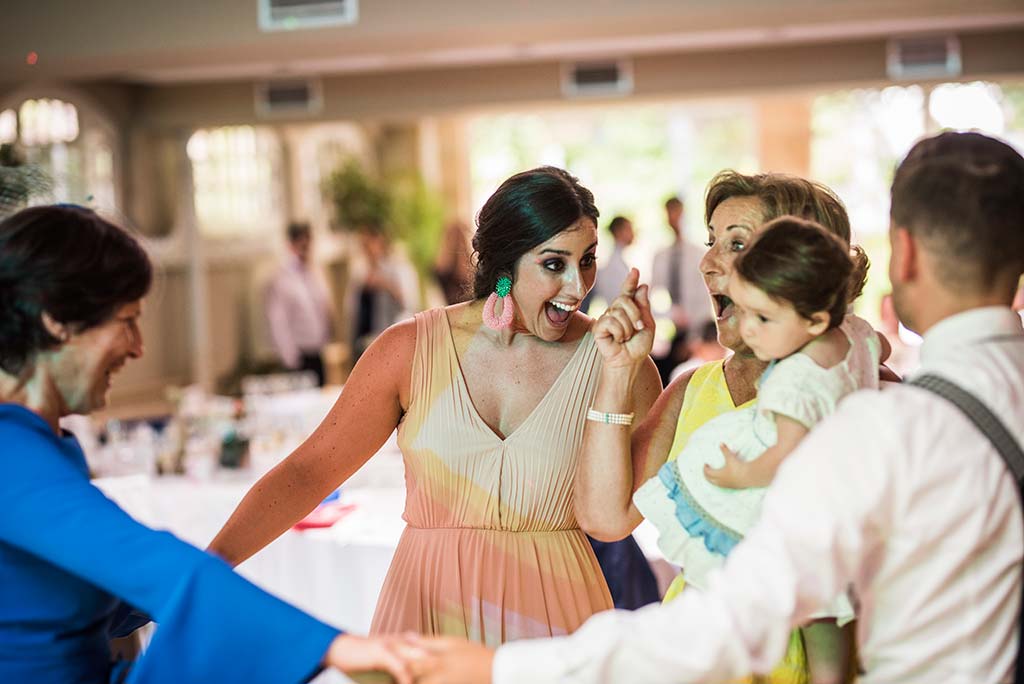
[48,300,145,415]
[510,217,598,341]
[728,276,823,362]
[699,195,766,352]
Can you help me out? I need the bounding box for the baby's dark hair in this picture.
[734,216,869,330]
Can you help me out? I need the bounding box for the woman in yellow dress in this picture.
[575,171,862,684]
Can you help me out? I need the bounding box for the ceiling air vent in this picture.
[255,79,323,118]
[258,0,358,32]
[887,35,961,81]
[562,60,633,98]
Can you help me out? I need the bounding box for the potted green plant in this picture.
[322,158,391,234]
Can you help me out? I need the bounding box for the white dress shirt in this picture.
[494,306,1023,684]
[651,240,713,341]
[589,245,631,309]
[265,255,332,368]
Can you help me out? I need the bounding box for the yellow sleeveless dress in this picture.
[660,361,809,684]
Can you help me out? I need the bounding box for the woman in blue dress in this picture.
[0,204,412,684]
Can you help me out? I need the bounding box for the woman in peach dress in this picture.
[209,166,661,646]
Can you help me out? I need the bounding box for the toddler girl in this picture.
[634,216,882,682]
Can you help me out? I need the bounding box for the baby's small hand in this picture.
[703,444,747,489]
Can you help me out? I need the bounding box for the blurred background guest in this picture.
[350,225,420,360]
[582,215,634,314]
[669,319,728,382]
[434,219,474,304]
[265,221,334,386]
[651,196,712,384]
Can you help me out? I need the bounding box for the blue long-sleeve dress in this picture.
[0,403,340,684]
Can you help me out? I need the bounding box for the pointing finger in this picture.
[619,268,640,297]
[635,284,655,330]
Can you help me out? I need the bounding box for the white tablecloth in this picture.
[95,478,407,635]
[95,438,408,684]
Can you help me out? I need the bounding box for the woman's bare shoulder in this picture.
[442,301,482,335]
[665,364,700,401]
[356,317,418,382]
[374,315,418,350]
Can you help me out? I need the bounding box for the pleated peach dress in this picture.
[369,308,613,646]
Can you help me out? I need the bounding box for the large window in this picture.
[186,125,284,239]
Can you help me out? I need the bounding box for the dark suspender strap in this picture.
[909,375,1024,482]
[909,373,1024,683]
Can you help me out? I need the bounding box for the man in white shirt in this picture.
[410,131,1024,684]
[651,196,712,383]
[265,222,333,385]
[583,216,634,314]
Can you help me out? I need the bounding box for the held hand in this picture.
[703,444,748,489]
[593,268,656,369]
[406,636,495,684]
[325,634,418,684]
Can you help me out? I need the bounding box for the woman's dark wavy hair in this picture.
[735,216,869,330]
[471,166,599,299]
[0,205,152,374]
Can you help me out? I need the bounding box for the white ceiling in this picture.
[5,0,1024,84]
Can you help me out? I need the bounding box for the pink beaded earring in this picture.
[482,276,514,330]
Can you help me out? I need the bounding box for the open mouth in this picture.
[545,300,577,326]
[712,294,735,321]
[105,363,125,382]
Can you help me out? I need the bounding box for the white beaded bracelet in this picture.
[586,408,635,426]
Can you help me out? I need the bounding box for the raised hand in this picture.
[593,268,656,369]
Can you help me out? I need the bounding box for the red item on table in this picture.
[292,503,357,530]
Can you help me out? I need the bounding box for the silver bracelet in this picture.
[586,408,635,426]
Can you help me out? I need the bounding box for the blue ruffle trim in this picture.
[657,461,741,557]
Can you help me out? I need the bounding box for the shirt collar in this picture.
[919,306,1023,365]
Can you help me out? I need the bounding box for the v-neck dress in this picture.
[369,308,613,645]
